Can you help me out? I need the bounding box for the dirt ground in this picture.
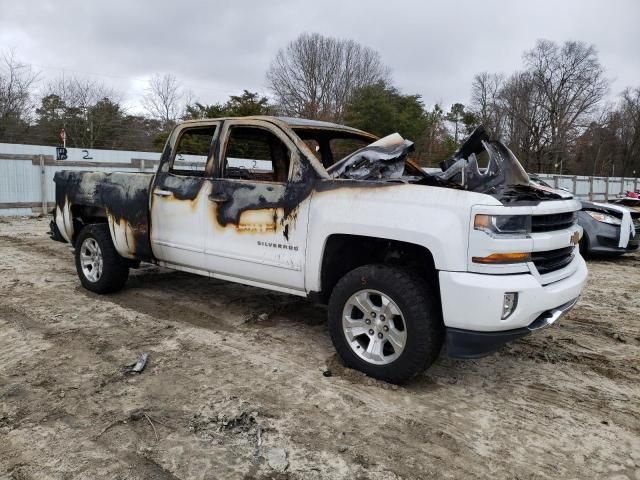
[0,217,638,480]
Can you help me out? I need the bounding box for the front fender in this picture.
[304,183,498,292]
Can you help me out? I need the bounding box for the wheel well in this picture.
[319,234,438,303]
[70,205,108,244]
[579,230,590,256]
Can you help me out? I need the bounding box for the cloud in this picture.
[1,0,638,113]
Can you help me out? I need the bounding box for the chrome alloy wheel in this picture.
[342,289,407,365]
[80,237,103,283]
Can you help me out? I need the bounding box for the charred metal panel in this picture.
[328,133,413,180]
[208,119,320,232]
[210,175,317,230]
[153,172,205,201]
[436,126,566,204]
[54,170,154,260]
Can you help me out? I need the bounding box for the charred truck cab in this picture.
[52,117,588,383]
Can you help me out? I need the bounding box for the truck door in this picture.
[150,123,219,270]
[203,120,312,292]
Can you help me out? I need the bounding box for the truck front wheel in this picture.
[74,224,129,294]
[328,264,443,383]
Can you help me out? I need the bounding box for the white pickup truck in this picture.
[51,116,588,383]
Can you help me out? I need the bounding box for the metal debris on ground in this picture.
[265,447,288,472]
[128,353,149,373]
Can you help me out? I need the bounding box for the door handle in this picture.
[208,192,230,203]
[153,189,172,197]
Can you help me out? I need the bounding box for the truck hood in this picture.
[328,125,568,204]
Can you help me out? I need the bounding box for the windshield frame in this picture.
[291,126,377,171]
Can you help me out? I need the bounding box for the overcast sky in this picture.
[1,0,639,114]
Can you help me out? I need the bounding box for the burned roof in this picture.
[276,116,373,136]
[179,115,374,139]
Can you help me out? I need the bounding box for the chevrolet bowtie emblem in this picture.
[570,231,581,246]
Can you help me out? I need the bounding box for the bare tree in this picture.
[0,49,39,140]
[266,33,390,121]
[498,71,553,172]
[470,72,505,138]
[41,75,120,148]
[524,40,608,172]
[571,90,640,177]
[142,73,184,126]
[469,40,609,174]
[46,75,118,109]
[618,87,640,176]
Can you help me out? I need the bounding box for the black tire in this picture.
[74,224,129,294]
[328,264,444,384]
[579,231,591,257]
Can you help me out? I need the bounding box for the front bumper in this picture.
[439,254,588,357]
[446,298,578,358]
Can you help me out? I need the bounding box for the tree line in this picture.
[0,34,638,176]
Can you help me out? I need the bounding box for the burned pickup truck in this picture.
[51,117,587,383]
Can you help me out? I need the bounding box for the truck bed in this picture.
[53,171,155,260]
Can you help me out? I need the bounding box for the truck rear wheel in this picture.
[328,264,444,384]
[74,224,129,294]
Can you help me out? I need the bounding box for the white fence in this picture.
[0,143,160,216]
[0,143,638,216]
[535,174,639,202]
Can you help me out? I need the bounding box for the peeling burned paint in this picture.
[55,195,74,243]
[237,209,282,232]
[109,215,138,255]
[154,172,204,200]
[54,171,154,260]
[212,178,315,228]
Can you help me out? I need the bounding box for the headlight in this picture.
[585,210,621,226]
[474,214,531,237]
